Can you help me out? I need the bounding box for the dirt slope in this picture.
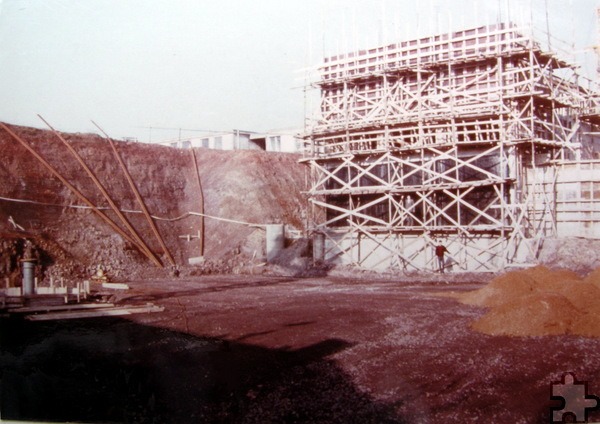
[0,123,307,283]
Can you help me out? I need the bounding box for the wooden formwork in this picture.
[304,23,599,272]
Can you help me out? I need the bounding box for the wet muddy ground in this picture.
[2,275,600,423]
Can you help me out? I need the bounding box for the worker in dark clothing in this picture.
[435,241,448,273]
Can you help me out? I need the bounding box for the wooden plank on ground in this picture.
[102,282,130,290]
[24,304,164,321]
[11,303,116,314]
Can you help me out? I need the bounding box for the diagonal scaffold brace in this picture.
[91,120,176,267]
[0,122,158,263]
[36,115,163,268]
[38,114,163,268]
[190,148,205,257]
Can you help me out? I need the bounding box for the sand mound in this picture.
[547,280,600,311]
[583,267,600,287]
[459,271,538,307]
[458,266,600,337]
[472,292,581,336]
[458,266,582,307]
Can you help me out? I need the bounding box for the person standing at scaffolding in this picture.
[435,241,448,273]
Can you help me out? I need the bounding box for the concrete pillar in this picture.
[312,232,325,263]
[266,224,285,262]
[22,260,35,296]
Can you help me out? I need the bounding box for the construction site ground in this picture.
[3,273,600,424]
[3,124,600,423]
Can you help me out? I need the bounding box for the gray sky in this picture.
[0,0,597,143]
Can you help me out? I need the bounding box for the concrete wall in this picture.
[555,163,600,238]
[527,161,600,239]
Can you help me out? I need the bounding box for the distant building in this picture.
[157,129,303,153]
[250,129,305,153]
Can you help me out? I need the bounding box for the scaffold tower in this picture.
[303,23,600,272]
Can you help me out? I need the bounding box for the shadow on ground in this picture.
[119,277,298,304]
[0,316,402,423]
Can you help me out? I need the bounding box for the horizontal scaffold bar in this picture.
[310,178,515,196]
[313,225,515,234]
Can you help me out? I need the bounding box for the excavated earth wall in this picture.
[0,123,307,284]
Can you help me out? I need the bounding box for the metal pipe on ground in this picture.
[91,120,176,267]
[37,115,163,268]
[0,123,151,262]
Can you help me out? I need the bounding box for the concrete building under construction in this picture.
[303,23,600,272]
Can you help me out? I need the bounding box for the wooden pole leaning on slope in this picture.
[36,116,163,268]
[91,120,176,267]
[0,122,147,254]
[190,149,205,257]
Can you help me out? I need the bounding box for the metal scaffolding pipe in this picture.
[0,122,145,252]
[37,115,163,268]
[92,120,176,267]
[191,149,205,257]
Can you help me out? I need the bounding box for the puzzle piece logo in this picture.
[551,372,599,423]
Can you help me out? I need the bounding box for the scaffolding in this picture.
[303,23,600,272]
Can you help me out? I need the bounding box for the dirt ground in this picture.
[3,274,600,423]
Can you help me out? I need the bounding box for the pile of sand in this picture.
[457,266,600,337]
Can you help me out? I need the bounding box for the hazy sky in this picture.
[0,0,597,142]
